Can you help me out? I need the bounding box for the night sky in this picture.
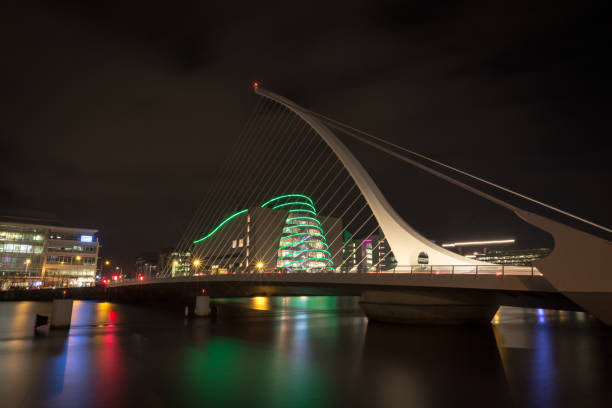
[2,1,610,270]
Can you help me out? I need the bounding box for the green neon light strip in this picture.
[286,216,321,225]
[272,201,317,213]
[193,209,248,244]
[279,240,329,251]
[279,248,332,259]
[283,225,324,234]
[280,257,333,268]
[261,194,314,208]
[280,232,326,241]
[288,209,317,215]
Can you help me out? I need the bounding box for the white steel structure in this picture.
[254,86,488,267]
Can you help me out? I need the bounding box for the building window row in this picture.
[47,244,97,253]
[46,255,96,265]
[0,243,44,254]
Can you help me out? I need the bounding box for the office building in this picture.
[341,230,397,273]
[0,218,99,289]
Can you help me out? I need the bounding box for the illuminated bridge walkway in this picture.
[143,84,610,325]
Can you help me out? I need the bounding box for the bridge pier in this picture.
[50,299,74,329]
[194,296,211,317]
[359,291,499,325]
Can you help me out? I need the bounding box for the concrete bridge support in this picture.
[194,296,211,317]
[50,299,73,329]
[359,291,499,325]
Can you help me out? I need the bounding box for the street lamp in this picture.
[105,260,110,266]
[193,259,201,276]
[75,255,82,262]
[256,261,264,272]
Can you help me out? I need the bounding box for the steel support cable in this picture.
[231,124,329,269]
[331,213,376,271]
[316,188,364,253]
[253,134,359,269]
[171,98,274,275]
[202,107,306,269]
[336,224,383,273]
[185,103,287,275]
[211,118,316,270]
[171,98,281,277]
[350,234,388,273]
[325,197,371,263]
[162,97,268,277]
[256,146,347,267]
[209,115,316,271]
[307,109,612,234]
[222,122,320,272]
[209,117,316,270]
[195,102,292,253]
[316,169,354,216]
[287,176,360,266]
[370,247,395,272]
[318,182,358,232]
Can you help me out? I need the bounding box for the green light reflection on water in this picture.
[180,297,337,407]
[181,337,329,407]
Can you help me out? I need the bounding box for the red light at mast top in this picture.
[253,81,259,89]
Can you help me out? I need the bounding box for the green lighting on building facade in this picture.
[193,209,249,244]
[269,194,334,271]
[192,194,334,272]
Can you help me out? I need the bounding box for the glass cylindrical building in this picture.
[261,194,334,271]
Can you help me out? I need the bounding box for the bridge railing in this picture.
[154,264,541,281]
[383,265,540,276]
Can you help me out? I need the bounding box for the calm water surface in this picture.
[0,297,610,408]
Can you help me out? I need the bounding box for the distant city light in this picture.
[256,261,264,270]
[441,239,515,248]
[105,260,110,266]
[80,235,93,243]
[193,259,201,267]
[138,274,144,281]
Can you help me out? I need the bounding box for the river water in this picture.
[0,297,610,408]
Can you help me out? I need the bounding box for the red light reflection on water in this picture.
[109,309,117,324]
[94,331,123,406]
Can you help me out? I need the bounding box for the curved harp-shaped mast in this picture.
[254,85,488,266]
[255,84,612,325]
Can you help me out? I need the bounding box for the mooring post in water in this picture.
[50,299,73,329]
[194,296,211,317]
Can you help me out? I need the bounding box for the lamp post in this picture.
[193,259,201,276]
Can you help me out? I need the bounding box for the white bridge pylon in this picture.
[254,86,489,267]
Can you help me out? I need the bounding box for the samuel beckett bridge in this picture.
[107,83,611,325]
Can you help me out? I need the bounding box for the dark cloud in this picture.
[1,0,610,269]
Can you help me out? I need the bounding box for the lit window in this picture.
[239,239,244,247]
[232,240,237,249]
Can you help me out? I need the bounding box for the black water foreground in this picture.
[0,297,610,408]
